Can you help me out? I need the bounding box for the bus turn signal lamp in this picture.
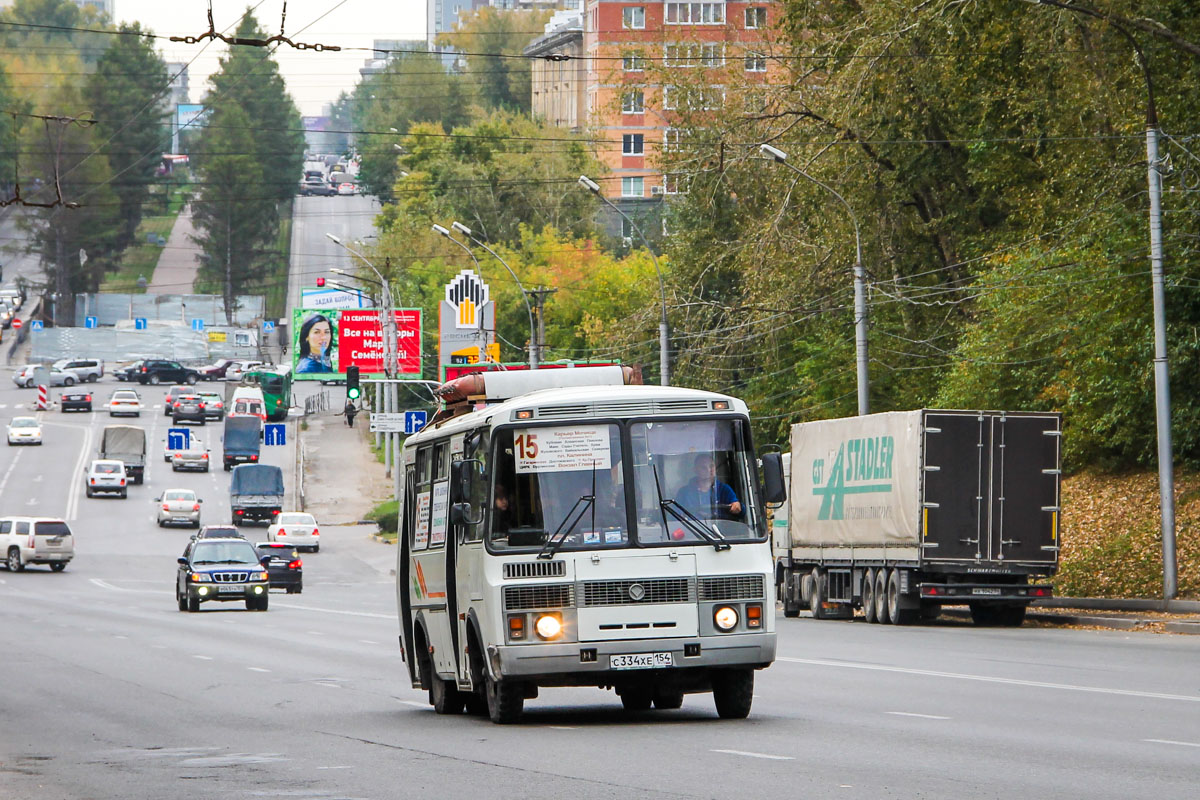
[508,614,526,640]
[535,613,563,640]
[714,606,739,631]
[746,604,763,629]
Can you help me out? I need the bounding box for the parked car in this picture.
[162,385,192,416]
[53,358,104,383]
[171,393,207,425]
[114,361,144,382]
[176,537,270,612]
[156,488,203,528]
[85,459,128,498]
[0,517,74,572]
[135,359,199,386]
[60,389,93,412]
[197,390,225,420]
[255,542,303,593]
[7,416,43,445]
[225,360,263,382]
[197,358,238,381]
[13,365,76,387]
[171,437,211,473]
[106,389,142,417]
[267,512,320,552]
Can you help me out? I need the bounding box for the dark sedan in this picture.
[255,542,303,594]
[171,393,207,425]
[60,390,93,412]
[114,361,144,382]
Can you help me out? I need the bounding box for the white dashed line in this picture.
[317,766,353,770]
[359,640,379,645]
[248,667,271,673]
[1144,738,1200,748]
[887,711,950,720]
[547,726,578,731]
[192,655,213,661]
[712,749,793,761]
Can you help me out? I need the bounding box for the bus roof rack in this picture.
[429,365,643,425]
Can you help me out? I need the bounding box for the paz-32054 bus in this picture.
[397,369,786,723]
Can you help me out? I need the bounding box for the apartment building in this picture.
[582,0,779,229]
[525,11,587,132]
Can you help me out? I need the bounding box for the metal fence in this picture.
[73,293,265,327]
[303,389,331,416]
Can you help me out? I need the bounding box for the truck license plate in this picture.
[972,587,1002,596]
[610,652,673,670]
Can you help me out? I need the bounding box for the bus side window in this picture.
[464,430,489,542]
[401,465,415,548]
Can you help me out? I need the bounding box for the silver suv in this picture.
[54,358,104,383]
[1,517,74,572]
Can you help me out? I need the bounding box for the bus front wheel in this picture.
[485,675,524,724]
[712,668,754,719]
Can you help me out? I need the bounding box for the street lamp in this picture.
[577,175,670,386]
[760,144,869,416]
[449,221,538,369]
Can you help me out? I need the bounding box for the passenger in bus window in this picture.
[677,453,742,520]
[492,483,514,532]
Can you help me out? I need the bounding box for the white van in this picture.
[229,386,266,424]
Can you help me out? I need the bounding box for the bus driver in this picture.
[677,453,742,520]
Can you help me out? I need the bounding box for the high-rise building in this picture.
[524,11,586,132]
[360,39,427,78]
[428,0,487,67]
[163,62,190,107]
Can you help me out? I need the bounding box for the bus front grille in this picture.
[581,577,694,606]
[698,574,765,601]
[503,560,567,579]
[504,583,574,611]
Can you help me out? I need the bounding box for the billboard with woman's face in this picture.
[291,308,422,380]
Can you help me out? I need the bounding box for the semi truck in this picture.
[99,425,146,484]
[776,410,1061,627]
[229,464,284,525]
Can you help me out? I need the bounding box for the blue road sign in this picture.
[264,423,286,446]
[84,316,98,329]
[167,428,191,451]
[134,317,147,330]
[30,320,43,331]
[404,410,428,434]
[191,318,204,332]
[262,320,275,333]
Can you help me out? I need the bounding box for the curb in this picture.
[942,607,1200,633]
[1037,597,1200,614]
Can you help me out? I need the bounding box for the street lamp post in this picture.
[577,175,670,386]
[760,144,870,417]
[449,221,538,369]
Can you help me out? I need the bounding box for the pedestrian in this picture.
[344,399,357,427]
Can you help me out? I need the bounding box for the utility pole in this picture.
[527,288,557,366]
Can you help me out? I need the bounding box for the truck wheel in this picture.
[969,603,999,626]
[619,688,653,711]
[711,668,754,719]
[887,569,917,625]
[782,571,802,618]
[997,604,1027,627]
[808,568,827,619]
[862,568,877,623]
[485,675,524,724]
[874,568,889,623]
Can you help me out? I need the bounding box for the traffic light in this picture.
[316,277,326,288]
[346,365,361,400]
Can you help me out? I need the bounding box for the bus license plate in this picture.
[972,587,1002,596]
[610,652,673,670]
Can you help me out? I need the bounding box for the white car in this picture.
[267,512,320,552]
[226,360,263,382]
[13,365,76,388]
[156,488,203,528]
[106,390,142,417]
[7,416,42,445]
[337,182,356,196]
[86,459,127,498]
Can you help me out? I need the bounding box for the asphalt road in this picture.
[288,194,381,315]
[1,373,1197,799]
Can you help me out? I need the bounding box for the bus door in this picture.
[410,442,456,679]
[452,431,488,687]
[398,460,417,687]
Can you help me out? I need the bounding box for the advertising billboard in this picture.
[291,308,422,380]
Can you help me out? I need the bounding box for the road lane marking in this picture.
[272,603,392,619]
[1143,738,1200,748]
[712,750,793,761]
[248,667,271,673]
[360,640,379,645]
[887,711,950,720]
[65,422,94,521]
[0,446,25,496]
[778,657,1200,704]
[193,655,213,661]
[316,766,352,770]
[547,726,578,730]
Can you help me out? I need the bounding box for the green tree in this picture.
[87,23,169,250]
[190,104,277,324]
[436,7,550,114]
[202,12,304,203]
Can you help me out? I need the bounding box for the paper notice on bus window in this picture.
[430,482,449,546]
[414,491,431,550]
[514,426,611,473]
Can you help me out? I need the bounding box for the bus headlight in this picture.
[714,606,739,631]
[535,613,563,640]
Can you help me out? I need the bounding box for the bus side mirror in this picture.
[450,458,482,504]
[451,502,482,527]
[761,452,787,506]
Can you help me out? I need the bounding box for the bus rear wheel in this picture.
[430,675,465,715]
[485,675,524,724]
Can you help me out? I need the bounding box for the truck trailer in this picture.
[776,410,1061,627]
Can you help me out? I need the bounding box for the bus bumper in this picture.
[489,633,776,679]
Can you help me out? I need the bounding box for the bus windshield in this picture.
[487,418,763,552]
[259,374,284,394]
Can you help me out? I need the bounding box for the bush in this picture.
[366,499,398,534]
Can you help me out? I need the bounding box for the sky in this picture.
[112,0,428,115]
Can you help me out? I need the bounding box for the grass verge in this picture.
[366,499,398,535]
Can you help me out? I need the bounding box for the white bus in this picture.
[396,370,786,723]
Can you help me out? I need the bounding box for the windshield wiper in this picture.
[537,461,598,560]
[650,463,730,551]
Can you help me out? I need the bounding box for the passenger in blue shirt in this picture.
[676,454,742,520]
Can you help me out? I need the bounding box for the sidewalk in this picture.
[299,408,391,525]
[148,205,200,293]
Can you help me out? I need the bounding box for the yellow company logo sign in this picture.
[445,269,489,329]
